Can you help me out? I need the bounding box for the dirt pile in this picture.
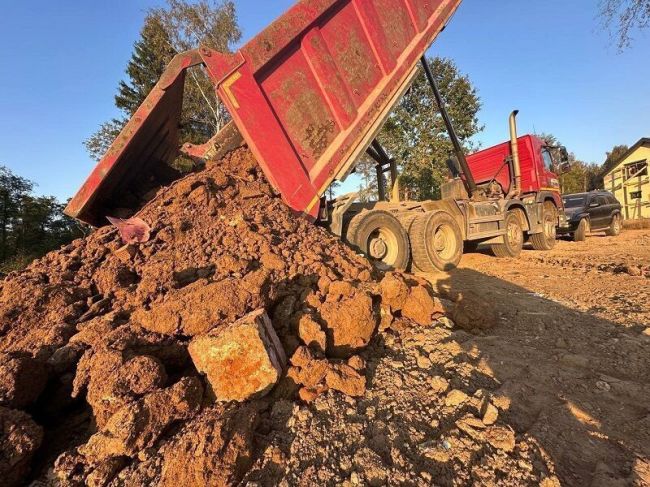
[0,147,447,485]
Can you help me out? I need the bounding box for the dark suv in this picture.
[559,191,622,241]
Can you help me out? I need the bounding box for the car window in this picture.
[563,195,586,208]
[597,196,608,206]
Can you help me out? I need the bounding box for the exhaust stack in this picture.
[509,110,522,197]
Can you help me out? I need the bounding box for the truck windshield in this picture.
[563,196,586,208]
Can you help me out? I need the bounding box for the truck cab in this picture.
[466,135,564,210]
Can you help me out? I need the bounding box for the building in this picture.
[603,138,650,220]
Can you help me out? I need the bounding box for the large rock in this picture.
[320,285,377,357]
[0,353,48,409]
[189,309,286,402]
[133,279,256,336]
[380,273,444,326]
[0,407,43,487]
[72,350,168,428]
[158,405,258,487]
[296,312,326,354]
[325,363,366,397]
[79,377,203,461]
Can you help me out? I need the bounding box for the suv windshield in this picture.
[563,195,586,208]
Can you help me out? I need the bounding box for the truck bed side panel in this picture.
[216,0,462,217]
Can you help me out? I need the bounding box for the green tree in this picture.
[593,144,629,190]
[377,57,482,200]
[601,144,629,174]
[600,0,650,48]
[0,167,33,261]
[85,0,241,161]
[0,166,86,271]
[538,133,601,193]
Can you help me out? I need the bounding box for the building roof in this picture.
[604,138,650,176]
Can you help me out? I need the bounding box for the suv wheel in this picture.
[573,218,589,242]
[606,214,622,236]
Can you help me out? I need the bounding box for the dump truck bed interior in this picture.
[66,0,462,225]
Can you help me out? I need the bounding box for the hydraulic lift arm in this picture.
[420,56,478,197]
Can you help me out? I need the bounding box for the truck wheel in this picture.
[530,201,557,251]
[573,218,589,241]
[409,211,463,272]
[606,214,621,236]
[346,210,410,270]
[491,211,524,258]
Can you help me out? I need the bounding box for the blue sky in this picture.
[0,0,648,201]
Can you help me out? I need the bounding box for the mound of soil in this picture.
[0,147,447,485]
[0,147,562,486]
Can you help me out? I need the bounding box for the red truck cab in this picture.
[466,134,563,210]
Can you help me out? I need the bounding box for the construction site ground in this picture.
[422,229,650,486]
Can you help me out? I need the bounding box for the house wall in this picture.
[604,144,650,219]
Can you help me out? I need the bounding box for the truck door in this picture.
[540,147,561,200]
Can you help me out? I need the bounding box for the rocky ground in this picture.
[435,231,650,486]
[0,142,647,486]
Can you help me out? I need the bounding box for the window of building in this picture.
[630,191,642,200]
[624,160,648,179]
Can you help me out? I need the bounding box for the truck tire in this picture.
[530,201,557,251]
[491,210,524,258]
[346,210,410,270]
[409,211,463,272]
[606,214,621,236]
[573,218,589,241]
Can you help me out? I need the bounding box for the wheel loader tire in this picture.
[346,210,410,270]
[530,201,557,251]
[573,218,589,241]
[491,210,524,258]
[606,213,621,236]
[409,211,463,272]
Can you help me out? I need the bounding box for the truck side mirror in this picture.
[559,146,569,163]
[558,146,571,174]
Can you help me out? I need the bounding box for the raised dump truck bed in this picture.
[66,0,462,225]
[67,0,567,273]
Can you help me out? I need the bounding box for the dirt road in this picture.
[428,229,650,485]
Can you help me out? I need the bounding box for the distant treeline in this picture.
[0,166,87,273]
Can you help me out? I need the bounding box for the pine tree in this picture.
[85,1,241,161]
[114,16,176,116]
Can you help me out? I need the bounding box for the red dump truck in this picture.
[66,0,569,272]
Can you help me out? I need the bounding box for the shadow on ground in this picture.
[429,267,650,486]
